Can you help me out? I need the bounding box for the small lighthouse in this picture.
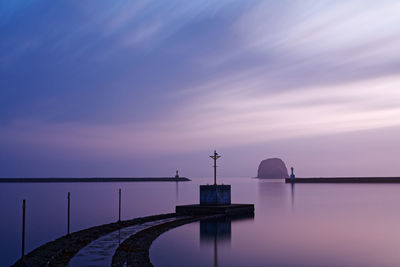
[290,167,296,179]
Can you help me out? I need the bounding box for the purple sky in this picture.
[1,1,400,178]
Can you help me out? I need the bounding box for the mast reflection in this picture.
[200,214,254,267]
[291,183,295,212]
[175,181,179,203]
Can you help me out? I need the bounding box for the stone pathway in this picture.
[68,217,179,267]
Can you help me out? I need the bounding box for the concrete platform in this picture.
[176,204,254,216]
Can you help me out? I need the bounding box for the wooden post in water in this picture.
[22,199,26,258]
[118,188,121,222]
[67,192,70,236]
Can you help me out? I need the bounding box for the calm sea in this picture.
[2,178,400,266]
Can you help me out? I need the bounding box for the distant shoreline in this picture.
[285,177,400,183]
[0,177,191,183]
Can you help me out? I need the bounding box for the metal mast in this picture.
[210,150,221,185]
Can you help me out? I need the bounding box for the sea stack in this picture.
[257,158,289,179]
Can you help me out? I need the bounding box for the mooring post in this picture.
[22,199,26,258]
[118,188,121,222]
[67,192,70,236]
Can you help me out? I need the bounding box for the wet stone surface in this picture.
[68,218,178,267]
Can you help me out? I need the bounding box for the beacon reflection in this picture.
[200,217,232,245]
[200,215,254,267]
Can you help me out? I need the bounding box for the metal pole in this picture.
[214,156,217,185]
[67,192,70,236]
[22,199,26,258]
[118,188,121,222]
[210,151,220,185]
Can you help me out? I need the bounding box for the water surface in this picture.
[2,178,400,266]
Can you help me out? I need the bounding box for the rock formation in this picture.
[257,158,289,179]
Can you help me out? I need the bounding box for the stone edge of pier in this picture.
[176,204,255,215]
[111,215,212,267]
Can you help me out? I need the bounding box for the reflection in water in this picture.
[200,217,231,245]
[291,183,295,212]
[257,179,295,212]
[257,179,289,210]
[200,215,254,267]
[175,181,179,203]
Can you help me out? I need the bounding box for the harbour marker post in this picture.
[22,199,26,258]
[67,192,70,236]
[118,188,121,222]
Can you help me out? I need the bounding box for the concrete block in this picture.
[200,184,231,205]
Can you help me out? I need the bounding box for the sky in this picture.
[1,0,400,178]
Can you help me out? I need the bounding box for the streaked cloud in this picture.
[1,0,400,176]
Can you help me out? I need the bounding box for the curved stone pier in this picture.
[12,213,180,267]
[12,214,210,267]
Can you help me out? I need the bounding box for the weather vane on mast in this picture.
[210,150,221,185]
